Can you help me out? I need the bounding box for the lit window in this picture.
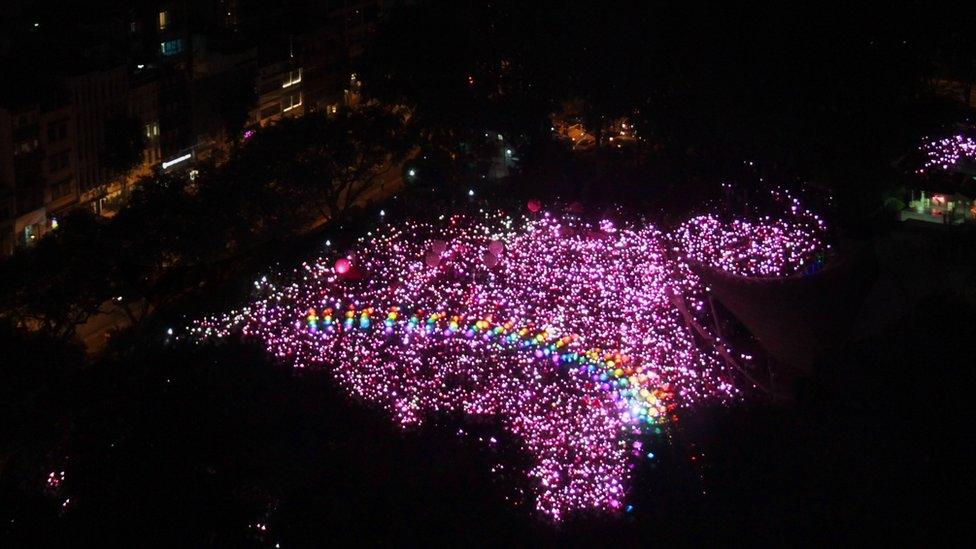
[282,68,302,88]
[23,224,37,244]
[282,92,303,112]
[161,39,183,56]
[159,11,169,31]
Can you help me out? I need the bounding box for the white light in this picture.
[380,209,385,217]
[137,64,145,69]
[468,189,475,196]
[162,153,192,169]
[408,169,416,177]
[497,134,503,141]
[505,149,512,156]
[282,68,302,88]
[166,328,173,335]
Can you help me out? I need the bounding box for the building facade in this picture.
[0,89,78,254]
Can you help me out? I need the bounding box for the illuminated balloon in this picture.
[483,251,499,268]
[527,199,541,213]
[334,258,351,274]
[431,239,448,254]
[488,240,504,256]
[425,250,441,268]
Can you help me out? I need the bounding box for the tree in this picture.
[0,210,113,340]
[0,175,215,338]
[215,67,258,144]
[103,113,147,181]
[99,173,211,327]
[226,107,411,224]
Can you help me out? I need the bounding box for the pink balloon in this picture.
[488,240,504,256]
[482,251,498,268]
[431,239,448,254]
[527,199,541,213]
[334,258,351,274]
[425,251,441,268]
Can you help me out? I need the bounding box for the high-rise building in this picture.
[68,65,129,213]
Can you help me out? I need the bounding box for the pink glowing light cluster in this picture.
[193,198,826,519]
[675,194,827,277]
[918,134,976,174]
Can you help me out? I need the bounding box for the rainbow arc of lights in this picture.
[301,305,674,425]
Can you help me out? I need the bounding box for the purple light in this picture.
[917,134,976,174]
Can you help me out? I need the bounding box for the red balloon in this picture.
[334,258,352,274]
[527,199,541,213]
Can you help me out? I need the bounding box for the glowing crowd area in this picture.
[191,190,828,520]
[917,133,976,174]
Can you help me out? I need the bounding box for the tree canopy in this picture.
[102,113,147,180]
[224,107,411,223]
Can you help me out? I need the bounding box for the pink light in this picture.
[917,134,976,174]
[334,258,351,274]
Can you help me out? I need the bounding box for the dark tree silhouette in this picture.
[215,68,258,144]
[102,114,147,180]
[0,210,112,339]
[226,107,411,223]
